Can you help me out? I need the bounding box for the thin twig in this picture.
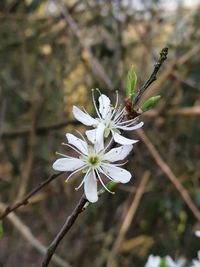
[16,99,43,200]
[146,106,200,117]
[0,172,63,220]
[41,194,88,267]
[2,119,79,139]
[0,97,7,143]
[133,47,168,105]
[0,202,71,267]
[54,0,113,89]
[107,171,150,267]
[142,45,200,101]
[137,129,200,222]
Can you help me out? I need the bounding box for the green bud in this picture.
[106,181,118,191]
[99,181,118,195]
[126,66,137,99]
[141,95,161,112]
[0,221,4,238]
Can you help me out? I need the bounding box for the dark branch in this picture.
[2,120,80,139]
[133,47,168,105]
[41,194,88,267]
[0,172,63,220]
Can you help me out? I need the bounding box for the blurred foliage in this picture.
[0,0,200,267]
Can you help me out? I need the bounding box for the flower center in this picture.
[88,155,100,166]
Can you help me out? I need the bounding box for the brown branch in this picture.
[0,202,71,267]
[16,99,43,200]
[2,119,80,139]
[0,172,63,220]
[137,129,200,222]
[133,47,168,105]
[142,45,200,102]
[41,194,88,267]
[146,106,200,117]
[0,97,7,143]
[54,0,113,89]
[107,171,150,267]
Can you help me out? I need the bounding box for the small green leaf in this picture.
[141,95,161,112]
[0,221,4,238]
[126,66,137,99]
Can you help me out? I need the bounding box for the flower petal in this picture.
[86,129,97,143]
[100,164,132,183]
[195,230,200,238]
[103,145,133,162]
[117,121,144,131]
[98,94,111,119]
[52,158,85,171]
[112,132,138,145]
[73,106,97,126]
[84,171,98,203]
[145,255,161,267]
[94,123,105,152]
[66,133,88,155]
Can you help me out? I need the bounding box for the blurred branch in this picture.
[107,171,150,267]
[0,97,7,143]
[15,24,43,200]
[146,106,200,117]
[0,172,63,220]
[54,0,113,89]
[0,202,71,267]
[2,119,79,138]
[41,194,87,267]
[137,129,200,222]
[172,71,200,91]
[142,45,200,101]
[16,98,43,200]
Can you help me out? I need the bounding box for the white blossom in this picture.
[72,91,143,147]
[144,255,161,267]
[52,133,133,203]
[192,252,200,267]
[195,231,200,238]
[166,256,186,267]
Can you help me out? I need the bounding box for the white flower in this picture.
[192,252,200,267]
[72,91,143,147]
[195,231,200,238]
[52,133,133,203]
[144,255,161,267]
[166,256,186,267]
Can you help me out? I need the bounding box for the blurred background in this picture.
[0,0,200,266]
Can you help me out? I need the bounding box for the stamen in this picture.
[75,130,88,144]
[75,169,90,190]
[55,152,74,159]
[62,143,82,155]
[103,161,129,167]
[95,169,115,194]
[103,136,114,152]
[113,107,125,123]
[110,90,119,120]
[65,165,86,183]
[117,118,139,126]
